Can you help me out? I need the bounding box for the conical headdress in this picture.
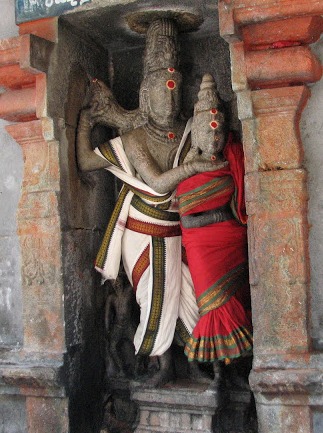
[194,74,220,114]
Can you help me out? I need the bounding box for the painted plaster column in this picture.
[219,1,323,432]
[0,20,69,432]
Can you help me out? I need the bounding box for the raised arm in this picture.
[76,109,111,172]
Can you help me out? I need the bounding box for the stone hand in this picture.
[187,156,228,174]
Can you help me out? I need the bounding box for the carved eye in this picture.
[210,121,218,129]
[210,108,218,114]
[168,132,175,139]
[166,80,176,90]
[168,67,175,73]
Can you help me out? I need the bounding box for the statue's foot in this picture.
[187,360,212,384]
[145,349,175,388]
[145,367,176,388]
[225,362,250,391]
[207,360,222,391]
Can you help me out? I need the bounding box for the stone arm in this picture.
[122,129,228,194]
[76,109,111,172]
[138,157,227,194]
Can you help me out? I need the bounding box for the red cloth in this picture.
[177,136,252,363]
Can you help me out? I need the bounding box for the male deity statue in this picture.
[77,18,226,387]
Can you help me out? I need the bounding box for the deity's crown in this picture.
[194,74,221,115]
[143,18,179,76]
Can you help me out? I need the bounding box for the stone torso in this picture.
[122,125,184,176]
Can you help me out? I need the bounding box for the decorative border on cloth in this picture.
[178,176,234,215]
[178,133,192,165]
[174,318,191,347]
[131,195,179,221]
[198,263,248,316]
[126,217,181,237]
[132,245,150,292]
[127,184,173,204]
[95,185,129,269]
[98,141,122,169]
[185,326,253,363]
[137,238,166,355]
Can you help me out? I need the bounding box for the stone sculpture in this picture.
[176,73,253,387]
[76,18,227,387]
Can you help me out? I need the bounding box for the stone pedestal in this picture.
[131,380,218,433]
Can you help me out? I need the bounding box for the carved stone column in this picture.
[0,22,69,433]
[219,1,323,432]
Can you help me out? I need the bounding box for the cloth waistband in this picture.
[126,217,181,237]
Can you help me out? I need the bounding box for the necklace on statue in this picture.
[143,120,185,145]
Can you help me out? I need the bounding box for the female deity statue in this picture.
[176,74,253,382]
[77,19,227,387]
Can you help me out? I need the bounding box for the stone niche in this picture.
[53,1,248,432]
[2,1,322,433]
[1,1,249,432]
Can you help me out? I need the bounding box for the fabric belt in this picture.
[126,217,181,237]
[181,203,233,229]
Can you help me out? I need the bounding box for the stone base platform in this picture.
[131,380,218,433]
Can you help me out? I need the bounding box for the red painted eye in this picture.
[166,80,176,90]
[168,67,175,73]
[210,108,218,114]
[168,132,175,139]
[210,121,218,129]
[92,78,98,83]
[211,155,217,161]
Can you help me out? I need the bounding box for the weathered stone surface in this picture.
[245,46,322,88]
[241,16,323,49]
[131,381,218,433]
[252,86,309,166]
[0,395,27,433]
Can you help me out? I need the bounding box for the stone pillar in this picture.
[219,1,323,432]
[0,22,69,433]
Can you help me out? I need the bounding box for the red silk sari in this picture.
[177,136,253,363]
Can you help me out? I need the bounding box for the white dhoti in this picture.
[94,120,199,356]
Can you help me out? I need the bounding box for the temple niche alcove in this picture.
[51,2,254,432]
[1,1,323,433]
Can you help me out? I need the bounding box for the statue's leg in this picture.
[187,360,213,383]
[145,348,175,388]
[206,360,223,390]
[224,357,251,390]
